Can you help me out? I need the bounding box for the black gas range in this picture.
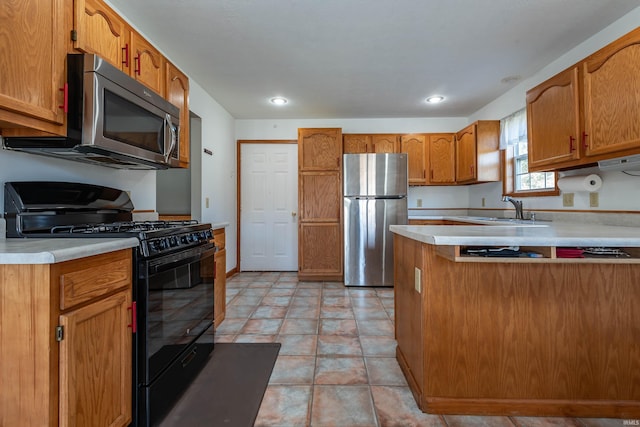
[4,181,213,258]
[4,181,216,427]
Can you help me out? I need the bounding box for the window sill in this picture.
[504,189,560,198]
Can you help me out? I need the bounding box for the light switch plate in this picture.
[414,267,422,293]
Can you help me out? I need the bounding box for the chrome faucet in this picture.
[502,196,524,220]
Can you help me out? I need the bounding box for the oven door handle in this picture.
[145,244,216,276]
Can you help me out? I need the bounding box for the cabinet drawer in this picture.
[57,250,132,310]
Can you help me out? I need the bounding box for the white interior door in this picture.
[240,143,298,271]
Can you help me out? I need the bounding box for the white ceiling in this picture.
[107,0,639,119]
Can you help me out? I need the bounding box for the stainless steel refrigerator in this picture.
[344,153,408,287]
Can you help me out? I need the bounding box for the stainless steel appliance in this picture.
[3,54,180,170]
[4,181,215,427]
[343,153,408,287]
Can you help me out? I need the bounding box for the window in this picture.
[501,109,558,197]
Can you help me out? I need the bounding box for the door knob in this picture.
[291,212,297,217]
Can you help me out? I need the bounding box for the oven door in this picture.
[137,243,215,385]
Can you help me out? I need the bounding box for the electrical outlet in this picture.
[414,268,422,293]
[482,197,486,207]
[205,197,210,208]
[589,192,599,207]
[562,193,574,207]
[416,198,423,207]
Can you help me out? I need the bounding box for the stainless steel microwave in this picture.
[2,54,180,169]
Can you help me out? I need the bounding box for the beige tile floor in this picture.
[168,272,627,427]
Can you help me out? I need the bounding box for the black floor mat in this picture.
[157,342,281,427]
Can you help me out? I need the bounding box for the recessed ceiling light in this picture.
[425,95,444,104]
[270,97,288,105]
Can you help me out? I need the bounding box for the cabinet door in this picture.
[59,290,132,427]
[214,248,226,328]
[455,125,477,182]
[298,223,342,276]
[343,134,371,154]
[299,171,341,221]
[166,62,190,166]
[74,0,131,73]
[131,33,165,96]
[401,134,427,185]
[0,0,66,131]
[372,134,399,153]
[428,134,455,183]
[298,128,342,170]
[582,28,640,158]
[526,67,581,171]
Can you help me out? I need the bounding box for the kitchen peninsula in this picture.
[390,222,640,419]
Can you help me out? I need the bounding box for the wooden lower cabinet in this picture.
[0,249,133,427]
[298,222,342,281]
[213,227,226,328]
[394,235,640,418]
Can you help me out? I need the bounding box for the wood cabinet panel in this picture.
[393,235,424,402]
[372,134,399,153]
[166,62,190,166]
[343,134,371,154]
[58,251,131,310]
[298,223,342,276]
[428,134,455,183]
[298,128,342,170]
[401,134,427,185]
[526,67,581,170]
[0,0,66,132]
[59,290,131,427]
[455,125,476,182]
[583,29,640,158]
[214,248,226,328]
[299,171,341,221]
[74,0,131,73]
[131,33,165,96]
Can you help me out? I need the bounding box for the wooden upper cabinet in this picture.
[73,0,131,73]
[372,134,399,153]
[343,134,399,154]
[455,125,476,182]
[455,121,500,184]
[527,27,640,172]
[343,134,371,154]
[0,0,66,133]
[526,67,581,171]
[166,62,190,166]
[298,128,343,170]
[428,133,455,183]
[582,28,640,159]
[401,134,427,185]
[131,33,165,96]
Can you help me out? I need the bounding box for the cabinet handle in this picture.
[431,170,434,179]
[423,170,426,178]
[582,132,589,149]
[134,54,141,75]
[569,136,576,151]
[127,302,137,333]
[122,43,129,68]
[58,83,68,113]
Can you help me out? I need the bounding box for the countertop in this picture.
[0,238,140,264]
[392,217,640,247]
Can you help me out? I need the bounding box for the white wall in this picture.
[189,80,237,272]
[0,148,157,210]
[466,7,640,213]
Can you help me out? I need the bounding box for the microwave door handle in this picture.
[164,113,176,164]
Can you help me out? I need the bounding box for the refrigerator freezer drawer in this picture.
[344,197,407,287]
